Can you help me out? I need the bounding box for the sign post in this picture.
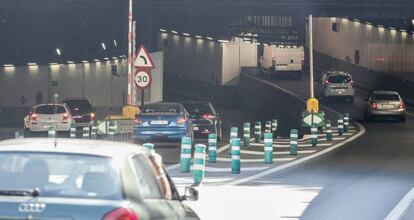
[134,45,155,106]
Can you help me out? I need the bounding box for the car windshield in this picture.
[35,105,66,114]
[373,94,400,101]
[141,104,181,114]
[63,100,93,114]
[184,103,213,115]
[327,75,352,83]
[0,152,122,200]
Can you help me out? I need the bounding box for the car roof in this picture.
[371,90,400,95]
[0,138,147,159]
[35,103,67,107]
[182,101,210,105]
[325,71,350,75]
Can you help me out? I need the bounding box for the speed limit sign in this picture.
[134,70,152,89]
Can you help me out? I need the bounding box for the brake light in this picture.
[400,102,405,109]
[350,80,354,87]
[62,113,70,120]
[324,80,330,85]
[102,207,139,220]
[371,102,378,110]
[90,112,96,119]
[201,114,215,120]
[177,118,186,125]
[134,118,143,125]
[30,113,38,121]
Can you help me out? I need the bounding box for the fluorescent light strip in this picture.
[183,33,190,36]
[206,37,214,40]
[195,35,202,39]
[81,60,89,63]
[67,61,75,64]
[159,29,167,32]
[27,63,37,66]
[3,64,14,67]
[218,40,229,43]
[171,30,178,34]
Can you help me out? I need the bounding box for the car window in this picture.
[63,100,93,114]
[35,105,67,114]
[183,103,213,115]
[0,152,122,200]
[327,75,352,83]
[373,94,400,101]
[131,155,162,199]
[141,104,181,114]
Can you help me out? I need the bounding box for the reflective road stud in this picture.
[48,127,56,138]
[243,122,251,147]
[311,126,318,147]
[193,144,206,185]
[290,129,298,155]
[143,143,155,152]
[343,113,350,132]
[254,121,262,143]
[231,138,241,174]
[180,137,192,173]
[15,131,24,139]
[264,133,273,164]
[83,126,90,139]
[271,119,278,139]
[326,120,333,141]
[265,121,271,134]
[337,116,344,136]
[91,124,98,139]
[208,133,217,163]
[70,125,76,138]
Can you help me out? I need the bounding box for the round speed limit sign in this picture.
[134,70,152,89]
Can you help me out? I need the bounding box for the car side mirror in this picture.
[182,187,198,201]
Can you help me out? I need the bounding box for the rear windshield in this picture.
[142,104,181,114]
[63,100,93,114]
[183,103,213,115]
[35,105,66,114]
[327,75,352,83]
[0,152,122,200]
[373,94,400,101]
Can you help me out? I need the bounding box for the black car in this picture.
[183,101,222,141]
[63,98,96,127]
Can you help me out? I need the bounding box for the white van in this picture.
[259,45,304,78]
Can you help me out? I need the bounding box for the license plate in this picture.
[193,127,199,131]
[73,116,82,119]
[151,120,168,125]
[335,89,345,93]
[381,104,394,109]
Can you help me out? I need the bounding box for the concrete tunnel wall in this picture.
[311,17,414,81]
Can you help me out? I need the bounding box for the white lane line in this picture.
[225,122,365,186]
[333,137,346,140]
[216,157,295,162]
[384,187,414,220]
[202,166,269,172]
[240,149,317,155]
[274,143,333,148]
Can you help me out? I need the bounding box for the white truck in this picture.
[259,45,304,78]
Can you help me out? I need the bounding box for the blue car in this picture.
[134,102,194,145]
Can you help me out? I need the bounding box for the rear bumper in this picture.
[29,123,71,132]
[324,89,354,97]
[369,109,405,116]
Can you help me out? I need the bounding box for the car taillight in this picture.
[30,114,38,121]
[400,102,405,109]
[201,114,215,120]
[371,102,378,110]
[324,80,330,86]
[62,113,69,120]
[102,207,139,220]
[177,117,186,125]
[134,118,143,125]
[350,80,354,87]
[90,112,96,119]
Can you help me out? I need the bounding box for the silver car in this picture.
[0,138,200,220]
[319,71,355,102]
[364,91,406,122]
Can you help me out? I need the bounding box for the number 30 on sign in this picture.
[134,70,152,89]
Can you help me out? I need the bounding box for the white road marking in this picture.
[385,187,414,220]
[202,166,269,172]
[216,157,295,162]
[240,149,316,155]
[225,122,365,186]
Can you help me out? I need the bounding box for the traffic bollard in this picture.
[70,125,76,138]
[290,129,298,155]
[343,113,350,132]
[208,133,217,163]
[48,126,56,138]
[254,121,262,143]
[229,127,238,155]
[83,126,90,139]
[108,122,115,140]
[326,120,333,141]
[231,138,241,174]
[15,131,24,139]
[271,119,278,139]
[91,124,98,139]
[143,143,155,153]
[243,122,251,147]
[337,116,344,136]
[311,126,318,147]
[265,121,271,134]
[180,137,192,173]
[193,144,206,185]
[264,133,273,164]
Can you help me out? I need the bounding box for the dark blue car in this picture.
[134,102,194,145]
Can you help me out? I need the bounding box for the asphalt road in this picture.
[242,71,414,220]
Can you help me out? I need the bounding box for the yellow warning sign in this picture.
[307,98,319,113]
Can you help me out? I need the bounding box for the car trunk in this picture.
[137,114,185,128]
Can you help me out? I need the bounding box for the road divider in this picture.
[325,120,333,141]
[193,144,206,185]
[231,138,241,174]
[290,129,298,155]
[337,116,344,136]
[180,137,192,173]
[243,122,251,147]
[311,126,318,147]
[254,121,262,143]
[208,133,217,163]
[272,119,278,139]
[264,133,273,164]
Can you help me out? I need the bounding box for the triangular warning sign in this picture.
[134,45,155,69]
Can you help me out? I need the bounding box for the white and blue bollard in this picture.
[271,119,278,139]
[265,121,271,134]
[208,133,217,163]
[231,138,241,174]
[290,129,298,155]
[337,116,344,136]
[326,120,333,141]
[264,133,273,164]
[15,131,24,139]
[70,125,76,138]
[83,126,90,139]
[180,137,192,173]
[343,113,350,132]
[48,127,56,138]
[91,124,98,139]
[193,144,206,185]
[108,122,115,140]
[311,126,318,147]
[243,122,251,147]
[254,121,262,143]
[143,143,155,153]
